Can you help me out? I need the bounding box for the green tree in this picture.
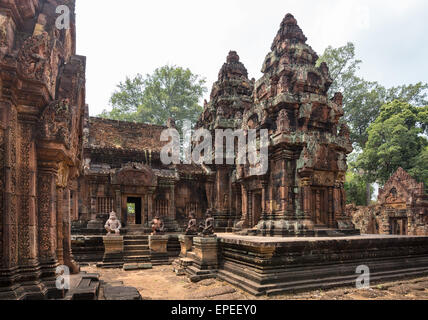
[344,170,373,206]
[100,65,207,129]
[317,43,428,148]
[318,43,428,203]
[357,100,428,185]
[99,74,144,122]
[409,146,428,190]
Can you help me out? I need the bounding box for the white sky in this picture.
[75,0,428,116]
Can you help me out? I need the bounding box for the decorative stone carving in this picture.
[276,109,291,134]
[199,212,215,237]
[39,99,72,148]
[185,212,198,235]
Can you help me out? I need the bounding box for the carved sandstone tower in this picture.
[235,14,355,236]
[0,0,86,299]
[196,51,254,231]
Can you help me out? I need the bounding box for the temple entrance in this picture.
[127,197,142,225]
[312,189,328,226]
[390,217,408,235]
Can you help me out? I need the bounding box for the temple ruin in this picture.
[348,168,428,236]
[1,1,428,300]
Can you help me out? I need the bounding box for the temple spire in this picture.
[271,13,307,50]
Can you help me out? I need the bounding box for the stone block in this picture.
[178,235,194,257]
[192,237,219,269]
[103,236,124,254]
[149,235,169,253]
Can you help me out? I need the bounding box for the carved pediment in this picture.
[112,166,157,187]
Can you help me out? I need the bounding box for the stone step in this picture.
[124,250,151,256]
[124,244,150,251]
[124,235,149,240]
[124,257,152,264]
[124,240,148,245]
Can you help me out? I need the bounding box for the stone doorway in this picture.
[127,197,143,225]
[390,217,408,235]
[313,189,328,226]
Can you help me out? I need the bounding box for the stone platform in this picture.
[216,234,428,296]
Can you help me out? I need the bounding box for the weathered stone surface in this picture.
[217,234,428,296]
[0,0,86,300]
[348,168,428,236]
[103,285,142,300]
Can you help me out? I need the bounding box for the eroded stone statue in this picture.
[199,212,215,237]
[185,212,198,235]
[105,211,122,235]
[151,216,165,235]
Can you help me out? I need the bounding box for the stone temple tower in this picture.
[196,51,254,231]
[199,14,356,236]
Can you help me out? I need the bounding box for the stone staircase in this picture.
[123,235,151,264]
[122,235,153,270]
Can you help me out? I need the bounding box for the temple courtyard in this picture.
[80,264,428,301]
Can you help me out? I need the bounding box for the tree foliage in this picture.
[356,100,428,185]
[344,169,373,206]
[100,65,207,129]
[317,43,428,148]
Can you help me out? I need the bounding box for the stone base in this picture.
[217,234,428,296]
[123,263,153,271]
[72,236,105,263]
[178,235,194,257]
[0,259,63,300]
[149,235,169,265]
[101,236,124,268]
[254,217,360,237]
[192,237,219,270]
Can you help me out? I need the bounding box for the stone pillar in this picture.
[17,118,38,266]
[89,183,97,221]
[333,182,342,220]
[115,189,122,221]
[62,188,79,274]
[239,184,248,228]
[147,191,154,224]
[248,190,253,227]
[144,193,149,226]
[328,187,334,227]
[261,181,268,217]
[2,106,19,270]
[205,176,215,210]
[299,177,315,232]
[56,187,64,266]
[169,184,176,220]
[37,164,58,265]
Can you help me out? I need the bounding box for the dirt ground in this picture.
[81,265,428,300]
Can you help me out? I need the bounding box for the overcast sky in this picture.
[75,0,428,116]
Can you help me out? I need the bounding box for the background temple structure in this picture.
[348,168,428,236]
[1,1,428,300]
